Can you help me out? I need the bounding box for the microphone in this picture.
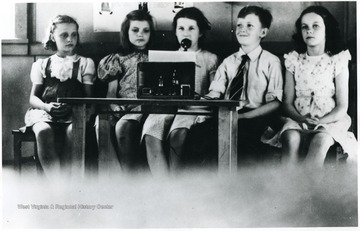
[180,38,191,51]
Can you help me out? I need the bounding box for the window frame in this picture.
[2,3,29,55]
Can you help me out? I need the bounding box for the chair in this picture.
[12,128,43,174]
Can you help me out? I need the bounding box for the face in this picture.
[175,17,202,51]
[301,12,326,48]
[236,14,267,47]
[128,20,151,50]
[51,23,78,56]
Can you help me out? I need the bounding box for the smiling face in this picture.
[301,12,326,48]
[128,20,151,50]
[175,17,202,51]
[236,14,267,50]
[51,23,78,57]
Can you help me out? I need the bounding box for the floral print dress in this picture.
[263,50,357,159]
[97,51,148,124]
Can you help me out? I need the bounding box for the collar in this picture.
[238,45,262,62]
[51,54,80,62]
[305,52,328,59]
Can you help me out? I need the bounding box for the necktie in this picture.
[225,54,249,100]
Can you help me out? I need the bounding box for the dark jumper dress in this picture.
[24,58,83,127]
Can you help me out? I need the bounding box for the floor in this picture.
[2,158,358,230]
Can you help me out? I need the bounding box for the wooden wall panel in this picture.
[2,56,34,160]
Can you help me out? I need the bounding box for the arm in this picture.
[208,54,219,84]
[238,100,280,119]
[282,70,318,126]
[83,84,94,98]
[205,67,220,99]
[283,70,308,124]
[207,60,229,99]
[29,84,67,117]
[82,58,96,97]
[282,70,305,122]
[83,83,95,120]
[318,68,349,124]
[107,79,123,111]
[29,84,51,112]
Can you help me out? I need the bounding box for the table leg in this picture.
[71,104,86,180]
[98,114,121,178]
[218,106,238,174]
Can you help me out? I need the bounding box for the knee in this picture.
[169,128,188,148]
[311,132,334,148]
[33,123,54,141]
[115,120,139,138]
[169,128,188,141]
[281,130,301,145]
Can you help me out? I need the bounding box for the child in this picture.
[97,10,155,172]
[279,6,357,167]
[207,6,283,165]
[142,7,219,174]
[24,15,96,180]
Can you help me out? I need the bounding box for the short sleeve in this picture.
[208,53,219,76]
[30,58,47,84]
[97,54,123,82]
[208,53,239,94]
[334,50,351,76]
[265,56,283,103]
[80,57,96,85]
[284,51,299,74]
[208,61,228,94]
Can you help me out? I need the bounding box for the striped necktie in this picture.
[225,54,249,100]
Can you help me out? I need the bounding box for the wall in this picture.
[2,1,357,161]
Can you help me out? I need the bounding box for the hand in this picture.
[195,115,211,124]
[204,91,221,100]
[110,104,125,112]
[302,116,320,130]
[48,102,72,118]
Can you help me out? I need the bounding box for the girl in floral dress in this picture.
[97,10,155,172]
[278,6,357,167]
[25,15,96,179]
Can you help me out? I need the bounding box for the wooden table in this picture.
[58,98,239,178]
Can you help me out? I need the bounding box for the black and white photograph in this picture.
[1,1,358,230]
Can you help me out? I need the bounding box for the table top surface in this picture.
[58,97,240,107]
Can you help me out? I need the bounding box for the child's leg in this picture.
[281,129,302,165]
[305,132,335,167]
[168,128,188,172]
[115,119,141,172]
[32,122,61,179]
[144,135,168,176]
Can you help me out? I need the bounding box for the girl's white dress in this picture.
[262,50,357,160]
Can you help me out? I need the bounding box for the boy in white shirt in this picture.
[208,6,283,165]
